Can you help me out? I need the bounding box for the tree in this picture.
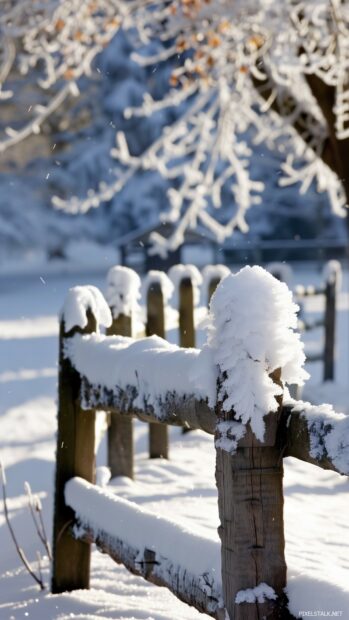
[1,0,348,256]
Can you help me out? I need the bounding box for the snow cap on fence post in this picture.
[141,270,174,304]
[168,264,202,307]
[322,259,342,292]
[61,285,112,334]
[208,265,308,442]
[105,266,141,320]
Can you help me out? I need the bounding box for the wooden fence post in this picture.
[179,277,195,349]
[51,310,96,594]
[324,277,336,382]
[208,277,221,305]
[146,282,169,459]
[215,370,290,619]
[106,314,134,479]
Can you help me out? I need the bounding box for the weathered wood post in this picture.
[323,273,336,382]
[145,275,169,459]
[52,286,111,593]
[212,267,297,619]
[105,266,141,479]
[179,277,196,348]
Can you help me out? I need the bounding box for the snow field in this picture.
[0,263,348,619]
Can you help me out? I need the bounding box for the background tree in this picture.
[1,0,348,257]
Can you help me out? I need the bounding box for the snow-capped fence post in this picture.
[105,267,141,479]
[52,286,112,594]
[145,274,169,459]
[211,267,306,619]
[168,264,203,348]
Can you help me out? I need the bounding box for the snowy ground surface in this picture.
[0,262,348,619]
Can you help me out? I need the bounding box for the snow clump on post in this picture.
[61,286,112,333]
[207,265,309,441]
[106,266,141,319]
[141,270,174,303]
[168,264,203,306]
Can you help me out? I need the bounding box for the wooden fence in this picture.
[51,265,347,620]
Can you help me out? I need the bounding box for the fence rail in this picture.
[51,263,347,620]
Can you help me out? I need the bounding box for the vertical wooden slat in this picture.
[215,370,290,619]
[324,278,336,381]
[208,277,221,305]
[146,282,169,459]
[179,277,195,348]
[106,314,134,479]
[51,311,96,594]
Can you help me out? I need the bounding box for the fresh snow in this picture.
[61,285,112,333]
[0,263,349,620]
[235,582,277,604]
[207,266,309,441]
[65,333,216,412]
[66,477,221,581]
[105,265,141,320]
[322,259,342,291]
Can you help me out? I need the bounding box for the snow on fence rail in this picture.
[51,264,348,620]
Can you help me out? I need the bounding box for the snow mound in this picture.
[65,477,221,580]
[61,286,112,333]
[168,264,203,307]
[105,266,141,319]
[207,265,309,441]
[65,333,216,414]
[141,270,174,304]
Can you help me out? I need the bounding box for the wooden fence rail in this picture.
[51,264,346,620]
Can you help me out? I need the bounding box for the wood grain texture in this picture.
[106,313,134,478]
[146,282,169,459]
[51,312,96,594]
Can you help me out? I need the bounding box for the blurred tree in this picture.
[0,0,348,256]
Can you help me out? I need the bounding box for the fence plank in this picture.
[146,282,168,459]
[215,371,290,619]
[179,277,195,348]
[51,311,96,594]
[323,279,336,381]
[282,404,348,476]
[106,314,134,479]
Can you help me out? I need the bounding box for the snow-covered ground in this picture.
[0,263,348,619]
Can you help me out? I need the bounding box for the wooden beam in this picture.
[80,378,216,435]
[281,404,348,476]
[65,478,223,619]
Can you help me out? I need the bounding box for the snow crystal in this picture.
[65,333,216,413]
[322,259,342,291]
[141,270,174,304]
[105,265,141,319]
[235,583,277,604]
[201,265,231,305]
[65,477,222,580]
[168,264,203,307]
[291,400,349,475]
[61,285,112,333]
[206,266,309,441]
